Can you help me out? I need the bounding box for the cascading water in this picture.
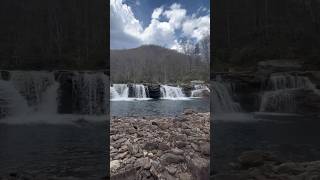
[160,85,187,100]
[0,80,30,118]
[268,74,312,90]
[260,73,319,113]
[211,81,241,113]
[111,84,150,100]
[191,84,210,97]
[10,71,56,107]
[71,72,108,115]
[0,71,109,123]
[132,84,147,98]
[111,84,129,100]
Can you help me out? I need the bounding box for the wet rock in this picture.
[175,134,187,141]
[161,153,185,165]
[151,121,170,130]
[144,142,159,151]
[158,142,170,151]
[114,151,128,160]
[187,157,209,180]
[183,109,196,115]
[199,142,210,156]
[179,172,192,180]
[238,150,275,167]
[165,165,177,175]
[275,162,305,175]
[170,147,184,155]
[111,160,121,172]
[191,143,200,152]
[128,143,139,155]
[176,141,187,148]
[162,171,176,180]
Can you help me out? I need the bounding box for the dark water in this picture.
[212,113,320,174]
[0,122,107,179]
[111,98,210,117]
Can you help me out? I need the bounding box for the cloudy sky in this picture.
[110,0,210,51]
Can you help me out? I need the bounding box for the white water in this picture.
[0,71,108,124]
[72,72,108,114]
[111,84,129,99]
[191,84,210,97]
[260,73,320,113]
[212,81,241,113]
[10,71,56,107]
[160,85,189,100]
[133,84,148,98]
[268,73,313,90]
[110,84,150,101]
[0,80,30,117]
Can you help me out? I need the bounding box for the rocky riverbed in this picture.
[110,110,210,180]
[214,150,320,180]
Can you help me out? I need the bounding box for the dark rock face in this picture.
[147,84,161,99]
[55,71,74,114]
[257,60,303,74]
[0,70,10,81]
[181,84,193,97]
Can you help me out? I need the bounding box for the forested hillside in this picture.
[0,0,107,70]
[213,0,320,72]
[111,45,209,83]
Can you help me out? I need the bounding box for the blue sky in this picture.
[110,0,210,51]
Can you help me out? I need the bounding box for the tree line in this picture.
[110,35,210,84]
[213,0,320,72]
[0,0,107,70]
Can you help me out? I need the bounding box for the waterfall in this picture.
[191,84,210,97]
[268,74,312,90]
[132,84,147,98]
[0,71,109,123]
[260,89,297,112]
[0,80,30,118]
[10,71,55,107]
[111,84,129,100]
[160,85,187,100]
[111,84,150,100]
[110,86,120,99]
[71,72,108,115]
[212,81,241,113]
[260,73,319,113]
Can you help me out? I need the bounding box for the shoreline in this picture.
[110,110,210,180]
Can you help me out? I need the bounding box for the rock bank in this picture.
[214,150,320,180]
[110,111,210,180]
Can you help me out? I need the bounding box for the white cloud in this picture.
[110,0,143,49]
[110,0,210,51]
[151,7,163,19]
[182,15,210,41]
[163,3,187,29]
[141,19,176,48]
